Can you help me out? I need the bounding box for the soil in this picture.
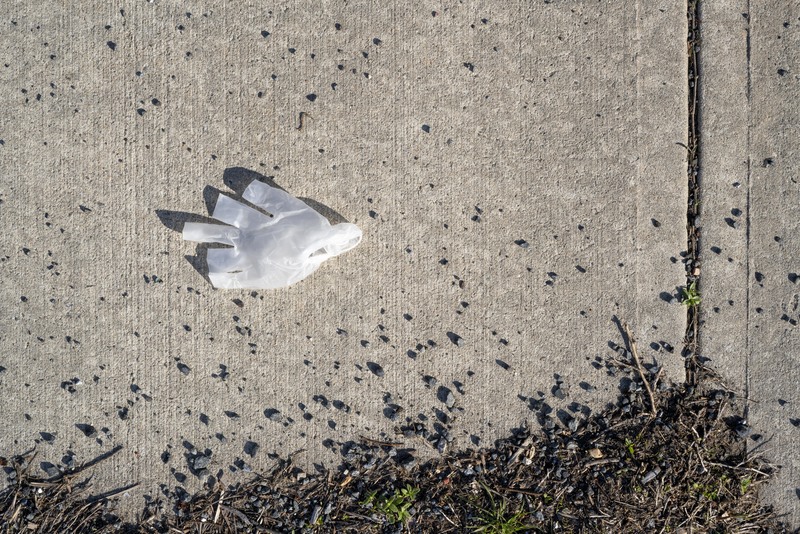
[1,347,793,533]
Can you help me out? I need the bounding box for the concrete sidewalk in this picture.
[0,0,792,526]
[699,2,800,525]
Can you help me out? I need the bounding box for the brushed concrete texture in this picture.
[699,1,800,525]
[0,0,687,516]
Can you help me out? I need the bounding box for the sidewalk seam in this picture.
[686,0,701,384]
[744,1,752,407]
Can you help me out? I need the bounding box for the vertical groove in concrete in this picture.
[743,0,753,404]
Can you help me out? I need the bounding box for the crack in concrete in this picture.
[685,0,702,385]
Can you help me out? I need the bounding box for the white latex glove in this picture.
[183,181,362,289]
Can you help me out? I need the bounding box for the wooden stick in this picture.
[623,322,657,416]
[214,489,224,523]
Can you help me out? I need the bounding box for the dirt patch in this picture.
[1,344,791,533]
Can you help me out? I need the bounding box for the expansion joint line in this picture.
[685,0,702,386]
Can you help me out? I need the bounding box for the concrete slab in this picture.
[0,0,687,517]
[699,1,800,525]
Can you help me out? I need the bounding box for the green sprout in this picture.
[361,484,420,524]
[472,484,533,534]
[692,475,729,501]
[624,438,636,458]
[682,281,701,307]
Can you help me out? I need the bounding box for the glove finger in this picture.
[213,194,272,229]
[183,222,240,245]
[209,271,244,289]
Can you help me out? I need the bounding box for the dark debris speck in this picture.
[366,361,384,378]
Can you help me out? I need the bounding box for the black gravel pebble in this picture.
[438,386,455,409]
[264,408,282,422]
[243,441,259,458]
[446,332,463,346]
[75,423,97,438]
[191,455,210,471]
[366,361,384,377]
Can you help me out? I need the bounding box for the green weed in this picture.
[624,438,636,458]
[682,281,701,308]
[740,476,752,495]
[472,484,533,534]
[361,484,420,524]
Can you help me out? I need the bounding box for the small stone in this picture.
[400,456,417,470]
[447,332,464,346]
[641,467,661,484]
[310,505,322,525]
[367,361,384,377]
[568,418,579,432]
[75,423,97,438]
[244,441,260,457]
[192,455,210,470]
[735,423,751,438]
[445,391,456,409]
[41,463,61,477]
[422,375,437,388]
[588,448,603,459]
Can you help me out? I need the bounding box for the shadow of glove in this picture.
[183,180,362,289]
